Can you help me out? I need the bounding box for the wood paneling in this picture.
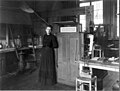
[103,0,117,39]
[0,24,6,39]
[57,35,69,80]
[0,53,6,76]
[0,51,18,77]
[0,8,32,24]
[57,33,83,86]
[0,0,32,25]
[5,51,18,73]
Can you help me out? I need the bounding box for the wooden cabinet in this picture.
[0,53,6,76]
[5,51,18,73]
[57,33,83,86]
[0,47,41,78]
[0,51,18,77]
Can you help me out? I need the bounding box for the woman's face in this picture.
[45,27,51,35]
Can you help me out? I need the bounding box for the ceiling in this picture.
[0,0,61,13]
[0,0,102,12]
[0,0,102,24]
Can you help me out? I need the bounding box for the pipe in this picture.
[20,2,49,25]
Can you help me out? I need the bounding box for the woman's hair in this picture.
[46,25,53,30]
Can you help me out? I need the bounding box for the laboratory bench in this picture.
[76,58,119,90]
[0,45,42,78]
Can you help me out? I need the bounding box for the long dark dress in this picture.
[39,34,58,86]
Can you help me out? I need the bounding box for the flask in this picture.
[39,36,42,46]
[16,35,21,48]
[0,42,3,49]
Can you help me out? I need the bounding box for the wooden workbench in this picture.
[77,59,119,75]
[0,45,42,78]
[76,59,119,90]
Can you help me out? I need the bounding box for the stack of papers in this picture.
[90,57,100,61]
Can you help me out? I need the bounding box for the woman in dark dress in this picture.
[39,25,58,86]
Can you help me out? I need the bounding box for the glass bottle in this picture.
[39,36,42,46]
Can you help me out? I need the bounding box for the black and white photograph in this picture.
[0,0,119,91]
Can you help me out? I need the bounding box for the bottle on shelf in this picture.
[39,36,42,46]
[16,35,21,48]
[0,42,3,49]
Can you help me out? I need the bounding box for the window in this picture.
[79,0,103,32]
[92,1,103,24]
[117,0,119,37]
[79,15,86,32]
[79,2,90,32]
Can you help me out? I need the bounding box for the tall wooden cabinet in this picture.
[57,32,84,86]
[0,51,18,77]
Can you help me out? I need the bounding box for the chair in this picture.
[92,44,103,58]
[25,48,37,71]
[76,66,97,91]
[25,33,38,71]
[17,47,37,73]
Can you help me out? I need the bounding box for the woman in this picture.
[39,25,58,86]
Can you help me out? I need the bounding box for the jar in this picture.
[39,36,42,46]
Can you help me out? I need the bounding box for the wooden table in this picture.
[75,59,119,90]
[77,59,119,75]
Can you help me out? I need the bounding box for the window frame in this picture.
[79,0,103,32]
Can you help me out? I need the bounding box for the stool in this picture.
[76,76,97,91]
[76,66,97,91]
[112,80,119,91]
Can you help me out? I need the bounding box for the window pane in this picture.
[79,0,103,31]
[92,1,103,24]
[94,10,103,19]
[80,15,86,32]
[94,19,103,24]
[92,1,103,10]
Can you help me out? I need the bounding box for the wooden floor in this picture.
[0,68,119,91]
[103,71,119,91]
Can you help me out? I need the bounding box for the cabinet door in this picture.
[0,53,6,76]
[6,51,18,73]
[57,33,82,85]
[69,35,79,82]
[57,35,70,81]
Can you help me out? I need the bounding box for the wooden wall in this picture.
[0,24,6,40]
[0,9,32,25]
[35,0,118,38]
[103,0,117,39]
[33,1,63,36]
[0,1,33,47]
[0,1,32,25]
[0,24,32,47]
[0,51,18,77]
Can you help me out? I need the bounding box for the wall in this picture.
[33,0,118,38]
[0,8,32,25]
[0,23,32,47]
[33,21,46,38]
[0,24,6,40]
[49,1,77,34]
[0,0,32,25]
[0,1,33,47]
[103,0,117,39]
[33,1,63,36]
[33,1,78,35]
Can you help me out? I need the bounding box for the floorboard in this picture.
[0,68,119,91]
